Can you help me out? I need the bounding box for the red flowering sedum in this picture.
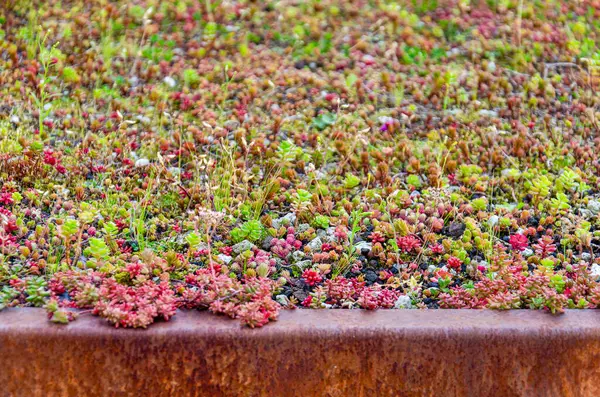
[396,235,422,253]
[179,269,281,328]
[302,269,323,286]
[509,234,529,252]
[447,256,462,270]
[94,280,177,328]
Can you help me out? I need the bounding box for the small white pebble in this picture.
[394,295,412,309]
[135,158,150,167]
[590,264,600,278]
[164,76,176,88]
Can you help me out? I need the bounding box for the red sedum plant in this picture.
[179,269,281,328]
[93,280,177,329]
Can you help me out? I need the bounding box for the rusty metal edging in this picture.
[1,308,600,397]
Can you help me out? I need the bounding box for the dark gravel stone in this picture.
[364,270,378,283]
[262,236,274,250]
[60,292,71,301]
[281,286,293,298]
[294,60,306,69]
[292,289,308,303]
[443,222,466,239]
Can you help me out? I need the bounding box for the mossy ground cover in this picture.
[2,0,600,327]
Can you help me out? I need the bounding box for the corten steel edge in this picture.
[1,309,600,397]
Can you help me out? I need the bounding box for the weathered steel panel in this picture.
[1,309,600,396]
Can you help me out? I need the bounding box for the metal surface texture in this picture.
[1,308,600,397]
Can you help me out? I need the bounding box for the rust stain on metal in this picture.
[1,309,600,396]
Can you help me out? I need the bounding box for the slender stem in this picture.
[516,0,524,48]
